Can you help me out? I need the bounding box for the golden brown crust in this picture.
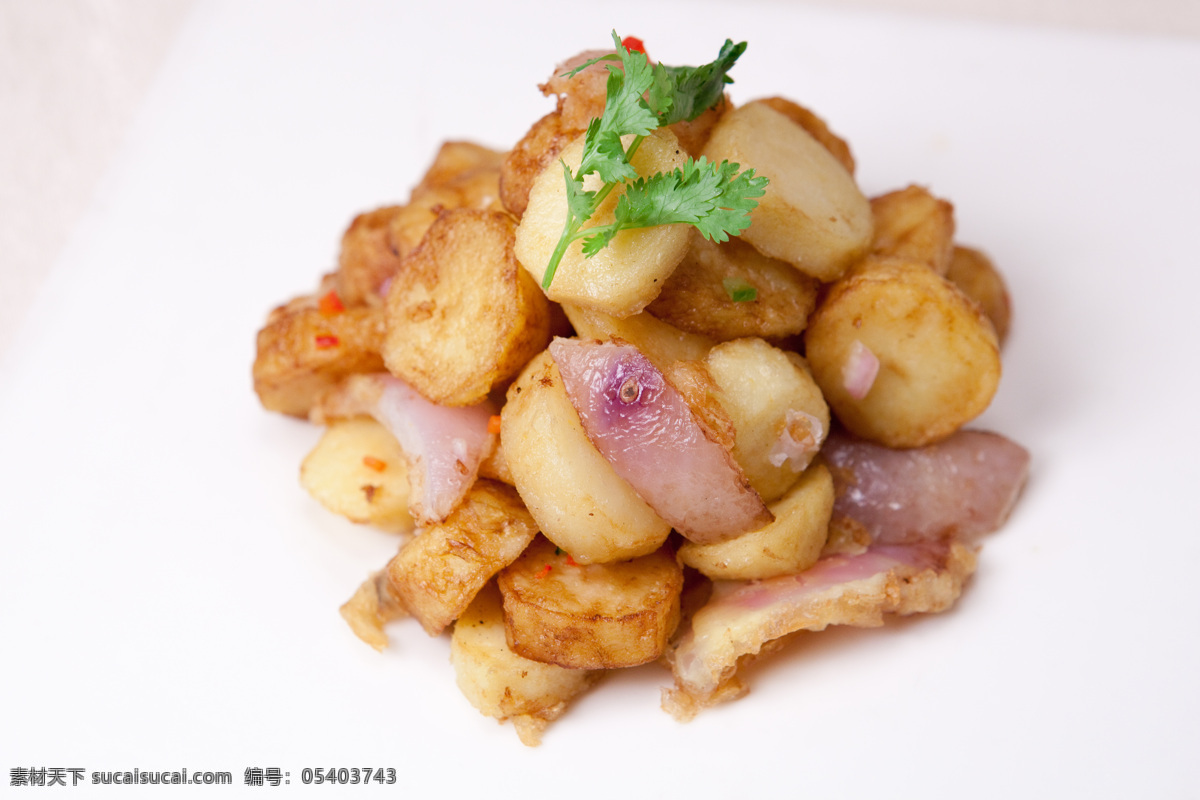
[869,185,956,275]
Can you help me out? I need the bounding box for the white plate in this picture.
[2,1,1198,796]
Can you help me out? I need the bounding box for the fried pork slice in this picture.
[340,569,411,652]
[662,540,976,720]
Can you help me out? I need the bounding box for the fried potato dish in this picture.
[253,33,1029,745]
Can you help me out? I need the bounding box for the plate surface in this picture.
[2,1,1198,796]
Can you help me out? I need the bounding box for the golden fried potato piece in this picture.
[755,96,855,175]
[870,185,956,275]
[946,245,1012,345]
[646,232,820,342]
[336,205,405,308]
[667,95,731,157]
[387,479,539,635]
[340,569,410,652]
[451,583,601,747]
[805,257,1001,448]
[299,418,414,532]
[562,303,715,371]
[500,111,582,219]
[702,101,873,282]
[252,298,386,417]
[515,128,691,317]
[383,209,552,406]
[386,142,506,260]
[703,338,830,503]
[539,49,611,131]
[678,460,833,580]
[497,536,683,669]
[502,351,671,564]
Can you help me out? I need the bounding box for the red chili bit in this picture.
[536,564,552,579]
[621,36,646,55]
[362,456,387,472]
[318,289,345,317]
[314,334,340,349]
[565,554,579,567]
[487,415,502,435]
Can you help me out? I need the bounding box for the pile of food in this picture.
[253,33,1029,746]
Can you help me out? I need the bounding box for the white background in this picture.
[2,1,1198,797]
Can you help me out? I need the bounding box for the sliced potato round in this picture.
[869,185,956,275]
[946,244,1012,345]
[497,536,683,669]
[753,96,856,175]
[500,110,582,219]
[704,338,830,503]
[562,302,715,371]
[514,128,691,317]
[383,209,552,406]
[388,479,539,635]
[336,205,405,308]
[299,417,413,532]
[452,583,601,747]
[646,231,820,342]
[501,350,671,564]
[805,257,1001,448]
[701,101,873,282]
[678,460,834,580]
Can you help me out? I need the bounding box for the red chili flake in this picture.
[621,36,646,55]
[362,456,387,472]
[314,334,340,349]
[536,564,552,579]
[487,415,502,435]
[318,290,345,317]
[565,554,579,567]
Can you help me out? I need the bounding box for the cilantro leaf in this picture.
[691,159,769,242]
[650,39,746,126]
[722,276,758,302]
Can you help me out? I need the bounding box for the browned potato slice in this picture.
[946,245,1012,345]
[336,205,405,308]
[701,101,873,282]
[387,479,539,635]
[754,96,856,175]
[562,302,715,371]
[502,351,671,564]
[704,338,830,503]
[497,536,683,669]
[451,583,601,747]
[678,461,833,580]
[514,128,691,317]
[387,142,506,259]
[667,95,730,157]
[340,569,410,652]
[870,185,956,275]
[383,209,552,406]
[478,437,514,486]
[646,232,820,342]
[299,418,414,532]
[806,258,1001,448]
[500,111,582,218]
[252,299,386,417]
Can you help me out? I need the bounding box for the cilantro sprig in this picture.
[541,33,768,290]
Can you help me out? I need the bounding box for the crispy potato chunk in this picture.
[253,298,386,417]
[646,232,820,342]
[300,418,414,532]
[340,569,410,652]
[562,303,715,371]
[704,338,830,503]
[386,142,506,261]
[667,96,730,157]
[946,245,1012,345]
[515,128,691,317]
[502,350,671,564]
[754,96,856,175]
[383,209,552,406]
[451,583,601,746]
[870,185,956,275]
[336,206,405,308]
[806,258,1001,448]
[678,461,833,580]
[500,111,582,219]
[497,536,683,669]
[702,101,873,282]
[387,479,539,635]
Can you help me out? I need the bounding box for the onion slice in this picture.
[550,338,771,544]
[841,339,880,400]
